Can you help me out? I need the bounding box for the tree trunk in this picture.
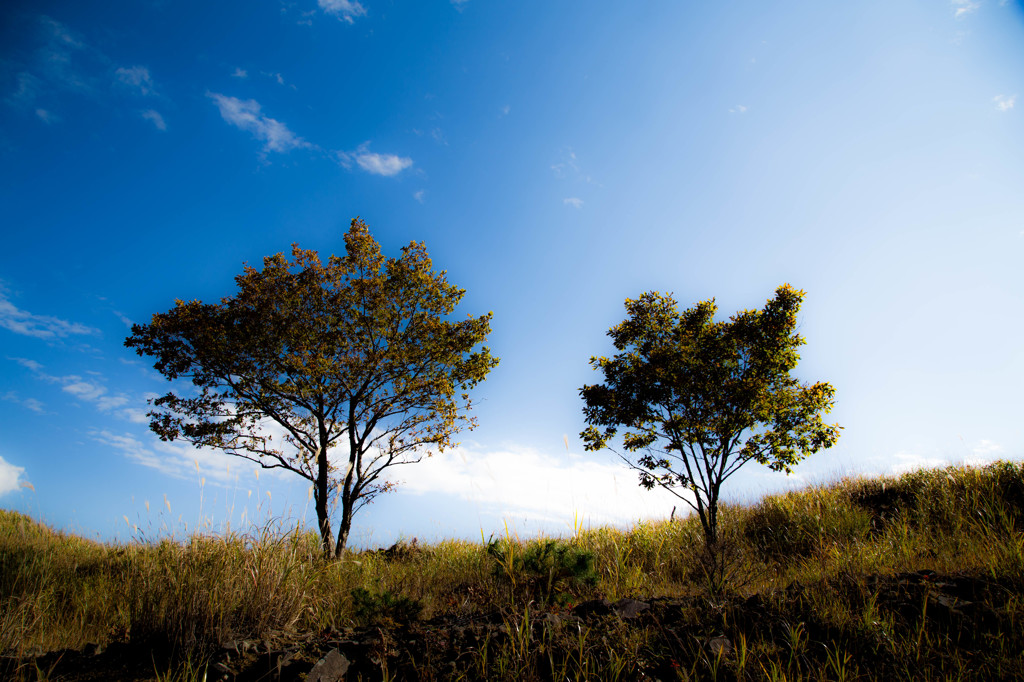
[334,495,354,559]
[315,455,333,560]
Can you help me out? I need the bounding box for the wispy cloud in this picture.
[22,397,45,413]
[318,0,367,23]
[231,67,248,79]
[1,391,45,414]
[90,428,271,484]
[451,0,472,10]
[208,93,309,154]
[0,456,27,498]
[141,109,166,130]
[54,374,130,412]
[337,144,413,177]
[413,190,426,203]
[6,73,42,108]
[952,0,980,17]
[551,148,580,178]
[994,94,1016,112]
[0,287,97,339]
[564,197,584,209]
[115,66,155,96]
[10,357,43,372]
[729,104,748,114]
[36,17,92,93]
[35,108,58,124]
[7,17,96,111]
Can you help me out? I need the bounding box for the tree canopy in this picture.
[125,218,498,557]
[580,284,840,555]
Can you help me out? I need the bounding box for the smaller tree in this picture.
[580,284,840,578]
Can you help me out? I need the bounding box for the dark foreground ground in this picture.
[5,569,1020,681]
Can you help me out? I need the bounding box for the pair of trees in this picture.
[128,216,838,564]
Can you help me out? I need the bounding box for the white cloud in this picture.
[318,0,367,23]
[141,109,166,131]
[208,93,309,153]
[861,440,1009,478]
[0,288,97,339]
[35,108,57,124]
[231,68,248,79]
[45,371,130,413]
[120,407,150,424]
[92,429,226,480]
[62,379,106,402]
[451,0,471,9]
[97,394,130,411]
[564,197,584,209]
[115,66,155,96]
[91,426,296,486]
[0,456,26,497]
[338,144,413,176]
[501,104,510,116]
[729,104,748,114]
[879,451,950,476]
[965,439,1005,466]
[91,429,183,478]
[357,151,413,176]
[389,444,686,529]
[413,190,426,203]
[994,94,1016,112]
[952,0,980,17]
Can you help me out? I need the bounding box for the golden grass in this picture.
[2,460,1023,680]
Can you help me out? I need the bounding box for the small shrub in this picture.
[350,587,423,625]
[488,538,598,605]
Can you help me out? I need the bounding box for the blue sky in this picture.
[1,0,1022,547]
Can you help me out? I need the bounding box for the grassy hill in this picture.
[2,460,1023,680]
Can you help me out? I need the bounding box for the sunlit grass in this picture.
[2,460,1023,680]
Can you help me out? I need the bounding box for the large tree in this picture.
[580,284,840,559]
[125,219,498,558]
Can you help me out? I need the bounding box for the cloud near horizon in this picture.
[388,444,686,529]
[0,456,27,498]
[208,93,309,154]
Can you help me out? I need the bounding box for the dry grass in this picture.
[2,460,1023,680]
